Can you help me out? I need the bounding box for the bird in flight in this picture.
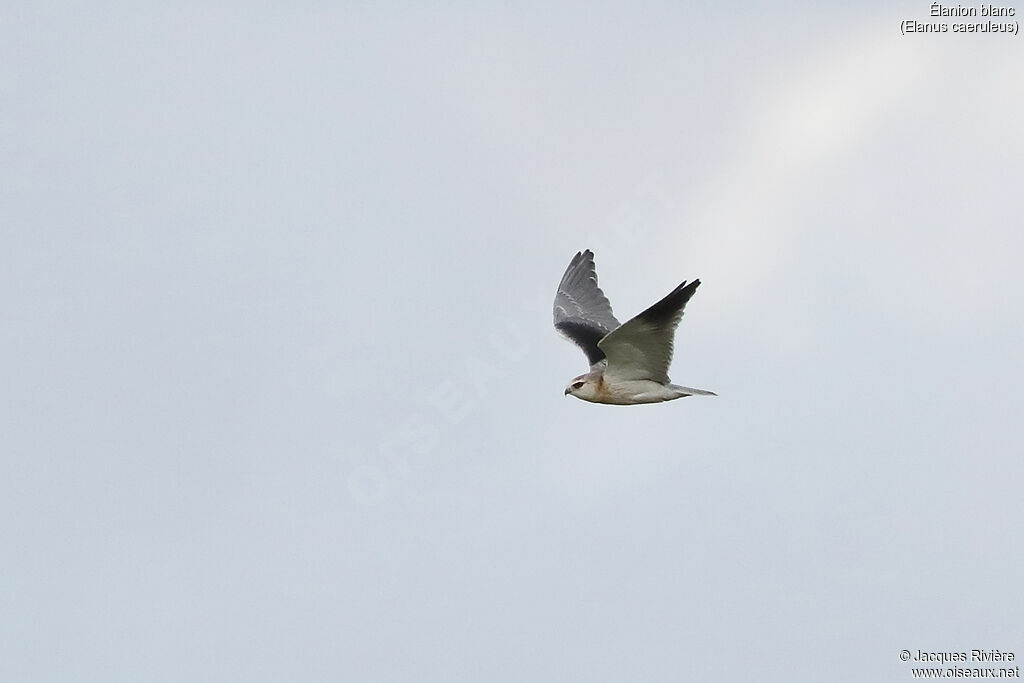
[553,250,716,405]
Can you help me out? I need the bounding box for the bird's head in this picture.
[564,374,599,401]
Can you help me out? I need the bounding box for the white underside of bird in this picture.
[553,250,715,405]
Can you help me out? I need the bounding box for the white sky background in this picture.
[2,3,1022,681]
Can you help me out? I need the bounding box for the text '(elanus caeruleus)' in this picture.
[553,250,716,405]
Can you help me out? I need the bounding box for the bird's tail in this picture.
[669,384,717,397]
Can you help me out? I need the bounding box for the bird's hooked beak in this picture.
[564,387,571,396]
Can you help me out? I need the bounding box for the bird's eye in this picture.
[572,381,585,390]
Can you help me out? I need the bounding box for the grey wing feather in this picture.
[599,279,701,384]
[553,250,620,366]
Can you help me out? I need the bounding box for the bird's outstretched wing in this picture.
[598,279,701,384]
[553,250,620,366]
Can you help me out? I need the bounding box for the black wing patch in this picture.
[554,320,608,366]
[634,279,701,330]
